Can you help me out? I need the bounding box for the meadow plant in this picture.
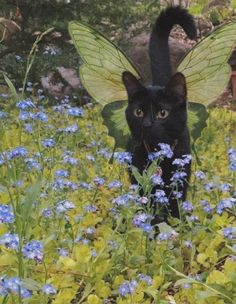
[0,82,235,303]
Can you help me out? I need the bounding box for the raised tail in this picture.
[149,6,197,86]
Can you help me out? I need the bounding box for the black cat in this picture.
[122,7,197,219]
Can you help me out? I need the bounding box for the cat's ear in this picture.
[122,71,144,99]
[166,72,187,100]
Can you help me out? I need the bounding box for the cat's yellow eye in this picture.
[157,109,169,119]
[134,108,144,117]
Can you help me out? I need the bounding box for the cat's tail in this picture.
[149,6,197,86]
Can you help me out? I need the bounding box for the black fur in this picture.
[122,7,197,219]
[149,6,197,86]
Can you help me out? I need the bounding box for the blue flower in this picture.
[56,200,75,213]
[0,233,19,249]
[149,143,173,160]
[58,248,69,256]
[0,205,14,224]
[108,180,123,189]
[150,172,164,186]
[97,148,110,159]
[118,280,137,297]
[86,155,95,162]
[200,200,213,214]
[182,201,193,213]
[84,204,98,213]
[63,154,78,166]
[113,194,136,206]
[60,124,79,133]
[42,138,55,148]
[93,177,105,187]
[171,171,187,185]
[138,274,153,286]
[216,197,236,214]
[153,190,168,204]
[184,240,193,248]
[3,277,32,298]
[67,107,84,117]
[223,227,236,239]
[19,111,31,121]
[204,182,215,192]
[8,146,28,160]
[172,191,183,199]
[228,148,236,171]
[54,169,70,178]
[139,223,153,234]
[42,208,53,218]
[22,240,44,263]
[114,152,132,164]
[194,170,206,180]
[219,183,232,192]
[25,158,42,171]
[32,111,48,122]
[172,154,192,167]
[132,213,151,227]
[42,284,57,295]
[79,182,93,190]
[24,123,34,133]
[16,99,35,110]
[189,215,199,222]
[158,230,178,241]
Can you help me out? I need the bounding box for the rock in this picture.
[57,67,80,90]
[0,18,21,45]
[41,67,81,98]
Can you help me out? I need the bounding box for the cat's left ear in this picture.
[166,72,187,100]
[122,71,144,99]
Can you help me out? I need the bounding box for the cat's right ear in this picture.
[122,71,143,99]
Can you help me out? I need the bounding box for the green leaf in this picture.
[188,102,209,142]
[178,22,236,106]
[129,255,146,265]
[3,73,18,103]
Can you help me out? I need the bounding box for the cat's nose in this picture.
[142,117,152,128]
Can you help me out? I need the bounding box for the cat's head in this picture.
[122,71,188,150]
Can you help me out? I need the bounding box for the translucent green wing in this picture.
[178,22,236,106]
[68,21,141,106]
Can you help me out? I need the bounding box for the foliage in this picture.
[0,84,235,303]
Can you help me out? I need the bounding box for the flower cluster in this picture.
[0,205,14,224]
[228,148,236,171]
[0,233,19,249]
[22,240,44,263]
[153,190,168,204]
[216,197,236,214]
[148,143,173,161]
[113,152,132,164]
[223,227,236,239]
[118,279,138,297]
[0,277,32,298]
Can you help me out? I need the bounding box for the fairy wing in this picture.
[68,21,209,149]
[68,21,141,106]
[178,22,236,106]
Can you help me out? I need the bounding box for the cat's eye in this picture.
[134,108,144,117]
[157,109,169,119]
